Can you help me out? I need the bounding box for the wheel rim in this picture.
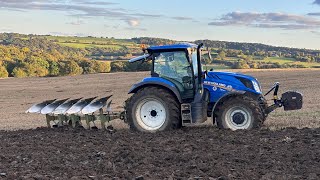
[135,98,166,131]
[225,106,252,130]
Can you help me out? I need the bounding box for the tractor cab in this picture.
[127,43,208,131]
[130,43,204,102]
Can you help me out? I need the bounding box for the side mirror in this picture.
[182,76,192,83]
[202,71,208,79]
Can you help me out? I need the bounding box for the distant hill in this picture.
[0,33,320,78]
[132,37,320,54]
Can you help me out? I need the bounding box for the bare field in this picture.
[0,69,319,130]
[1,69,320,179]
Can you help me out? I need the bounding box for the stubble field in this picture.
[0,69,319,179]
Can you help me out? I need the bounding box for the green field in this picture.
[212,56,320,68]
[203,64,232,70]
[57,42,124,49]
[261,57,320,68]
[42,35,139,50]
[262,57,296,64]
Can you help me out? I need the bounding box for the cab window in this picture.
[154,51,191,83]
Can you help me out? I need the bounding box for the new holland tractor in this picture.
[26,43,303,132]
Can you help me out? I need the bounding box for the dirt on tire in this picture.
[0,127,319,179]
[215,96,264,130]
[126,86,181,132]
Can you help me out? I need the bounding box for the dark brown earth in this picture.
[0,127,319,180]
[1,69,320,130]
[1,69,320,179]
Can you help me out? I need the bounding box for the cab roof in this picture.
[129,43,198,63]
[147,43,198,52]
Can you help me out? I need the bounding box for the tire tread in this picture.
[125,86,181,132]
[215,95,264,130]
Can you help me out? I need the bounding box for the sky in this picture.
[1,0,320,49]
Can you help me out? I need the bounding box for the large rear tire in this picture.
[125,87,181,132]
[215,96,264,130]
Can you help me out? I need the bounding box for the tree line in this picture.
[196,40,320,63]
[0,36,113,78]
[0,44,150,78]
[1,33,320,78]
[0,34,153,78]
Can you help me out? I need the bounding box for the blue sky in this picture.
[1,0,320,49]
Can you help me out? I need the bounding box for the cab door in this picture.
[153,51,195,100]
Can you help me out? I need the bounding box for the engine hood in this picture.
[207,71,257,83]
[204,71,262,95]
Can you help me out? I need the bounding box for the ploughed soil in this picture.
[1,69,320,179]
[0,127,319,179]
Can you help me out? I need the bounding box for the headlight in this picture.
[252,81,261,93]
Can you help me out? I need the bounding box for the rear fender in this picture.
[128,77,182,103]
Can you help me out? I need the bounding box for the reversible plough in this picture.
[26,96,125,129]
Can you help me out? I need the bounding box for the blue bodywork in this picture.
[204,71,262,103]
[128,43,263,115]
[147,43,198,51]
[129,71,263,105]
[128,77,183,103]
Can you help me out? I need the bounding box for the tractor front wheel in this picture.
[215,96,264,130]
[126,87,181,132]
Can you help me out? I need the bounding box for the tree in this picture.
[25,63,49,77]
[218,50,226,60]
[234,60,250,69]
[21,47,30,54]
[48,61,60,76]
[80,60,96,74]
[94,61,111,73]
[24,56,49,77]
[0,66,8,78]
[12,67,27,78]
[60,60,83,76]
[251,62,259,69]
[111,61,125,72]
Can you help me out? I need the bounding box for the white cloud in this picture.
[67,20,85,25]
[172,16,194,21]
[126,19,140,27]
[209,12,320,30]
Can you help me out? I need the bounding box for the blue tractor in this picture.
[125,43,303,132]
[26,43,303,132]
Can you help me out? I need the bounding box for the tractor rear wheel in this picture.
[125,87,181,132]
[215,96,264,130]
